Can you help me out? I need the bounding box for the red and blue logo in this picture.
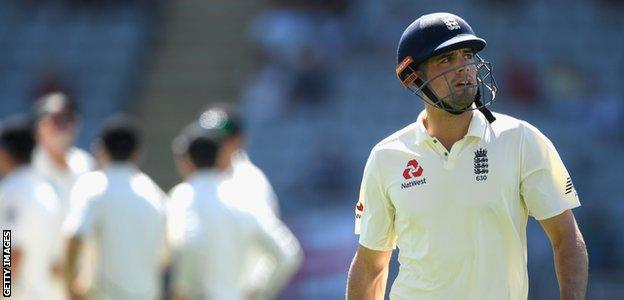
[402,159,424,179]
[401,159,427,189]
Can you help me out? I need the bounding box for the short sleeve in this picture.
[166,183,194,249]
[0,192,27,247]
[520,122,580,220]
[355,150,397,251]
[64,193,101,238]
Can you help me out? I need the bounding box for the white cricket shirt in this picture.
[64,164,167,300]
[167,170,301,300]
[32,146,95,217]
[221,150,280,219]
[218,150,287,296]
[354,110,580,300]
[0,167,62,299]
[33,146,95,300]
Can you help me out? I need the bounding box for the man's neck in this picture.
[1,163,28,178]
[43,146,69,170]
[422,106,473,151]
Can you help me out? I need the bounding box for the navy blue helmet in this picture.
[395,12,497,122]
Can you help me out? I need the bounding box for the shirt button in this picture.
[444,152,448,156]
[433,140,438,143]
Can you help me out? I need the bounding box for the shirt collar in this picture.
[465,110,489,140]
[413,110,489,145]
[414,110,434,145]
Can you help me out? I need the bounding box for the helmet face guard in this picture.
[396,54,498,119]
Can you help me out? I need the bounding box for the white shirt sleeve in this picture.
[166,184,193,250]
[259,174,281,218]
[0,191,28,247]
[520,122,581,220]
[66,197,100,237]
[64,192,101,238]
[356,150,397,251]
[167,184,207,298]
[64,172,108,237]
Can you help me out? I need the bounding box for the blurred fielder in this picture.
[64,115,167,299]
[197,104,280,218]
[346,12,587,299]
[33,92,95,216]
[196,105,291,291]
[32,92,96,299]
[167,123,302,300]
[0,116,62,299]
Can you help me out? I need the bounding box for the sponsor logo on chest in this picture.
[401,159,428,189]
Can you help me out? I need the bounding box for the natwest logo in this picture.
[402,159,424,180]
[401,159,427,189]
[355,201,364,220]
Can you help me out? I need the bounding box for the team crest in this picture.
[474,148,488,181]
[441,16,460,30]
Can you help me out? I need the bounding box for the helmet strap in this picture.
[415,77,468,116]
[475,98,496,123]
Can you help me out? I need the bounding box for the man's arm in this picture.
[251,216,302,299]
[65,236,86,300]
[10,248,22,279]
[346,245,393,300]
[539,209,588,300]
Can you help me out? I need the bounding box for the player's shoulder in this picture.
[166,182,197,215]
[69,171,108,210]
[73,170,109,197]
[2,168,50,198]
[233,153,268,180]
[490,112,549,141]
[168,182,194,201]
[133,172,167,210]
[68,147,96,173]
[75,170,108,187]
[489,112,524,133]
[371,122,419,153]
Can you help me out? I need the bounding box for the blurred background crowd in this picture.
[0,0,623,299]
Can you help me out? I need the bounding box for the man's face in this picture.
[174,154,194,179]
[37,111,77,152]
[418,48,478,110]
[0,148,12,176]
[216,136,242,171]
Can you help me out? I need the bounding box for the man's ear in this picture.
[0,148,13,175]
[131,150,143,165]
[92,141,110,167]
[174,154,195,179]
